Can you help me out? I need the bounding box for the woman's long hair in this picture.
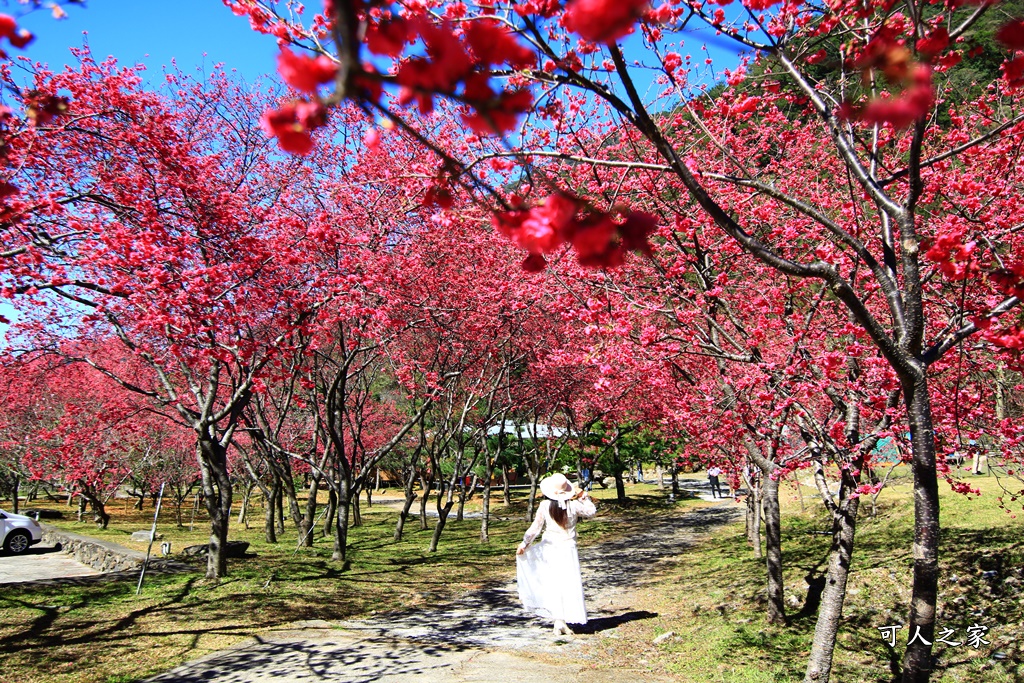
[548,497,570,529]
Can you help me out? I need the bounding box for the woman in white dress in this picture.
[515,473,597,635]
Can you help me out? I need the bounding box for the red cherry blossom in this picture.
[276,47,338,95]
[996,19,1024,50]
[260,100,328,155]
[563,0,649,44]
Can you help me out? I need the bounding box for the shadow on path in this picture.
[147,502,742,682]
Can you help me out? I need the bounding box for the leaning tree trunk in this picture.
[429,493,455,553]
[902,375,940,683]
[804,489,860,682]
[198,437,233,580]
[395,465,419,542]
[761,471,785,624]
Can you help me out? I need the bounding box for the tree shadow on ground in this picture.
[573,610,658,634]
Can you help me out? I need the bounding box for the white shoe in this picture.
[553,620,573,636]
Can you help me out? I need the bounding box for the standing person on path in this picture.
[515,473,597,636]
[707,466,724,498]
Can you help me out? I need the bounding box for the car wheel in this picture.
[4,530,31,554]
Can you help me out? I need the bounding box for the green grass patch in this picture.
[590,473,1024,682]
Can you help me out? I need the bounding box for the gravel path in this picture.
[146,502,741,683]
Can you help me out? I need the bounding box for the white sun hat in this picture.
[540,473,578,501]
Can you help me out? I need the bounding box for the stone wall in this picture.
[41,525,148,573]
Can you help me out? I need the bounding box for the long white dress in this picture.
[516,497,597,624]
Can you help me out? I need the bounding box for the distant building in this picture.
[485,421,566,440]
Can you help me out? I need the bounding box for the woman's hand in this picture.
[516,542,527,556]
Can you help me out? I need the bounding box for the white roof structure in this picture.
[485,420,566,439]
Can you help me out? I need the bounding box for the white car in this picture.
[0,508,43,554]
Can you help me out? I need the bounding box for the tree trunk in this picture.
[299,474,321,547]
[748,489,763,558]
[198,437,233,580]
[902,376,940,683]
[419,472,433,531]
[351,482,363,527]
[429,500,454,553]
[324,489,337,537]
[613,439,627,502]
[395,465,418,542]
[456,483,467,522]
[237,480,253,527]
[762,472,785,624]
[526,472,539,521]
[264,479,279,544]
[481,460,495,543]
[11,474,19,514]
[501,466,511,506]
[276,479,285,535]
[332,478,351,563]
[804,492,860,683]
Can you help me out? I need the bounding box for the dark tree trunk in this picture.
[902,376,940,683]
[762,472,785,624]
[264,479,279,544]
[332,478,350,563]
[613,439,627,503]
[804,492,860,683]
[11,475,18,514]
[501,467,511,506]
[613,469,626,503]
[275,479,285,535]
[88,494,110,529]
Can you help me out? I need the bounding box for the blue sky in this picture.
[16,1,276,82]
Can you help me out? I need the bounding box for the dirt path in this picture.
[146,502,741,683]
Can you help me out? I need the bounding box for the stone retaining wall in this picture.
[41,525,148,573]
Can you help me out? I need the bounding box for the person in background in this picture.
[707,465,724,498]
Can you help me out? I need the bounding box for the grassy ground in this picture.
[0,483,666,683]
[575,471,1024,683]
[2,473,1021,683]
